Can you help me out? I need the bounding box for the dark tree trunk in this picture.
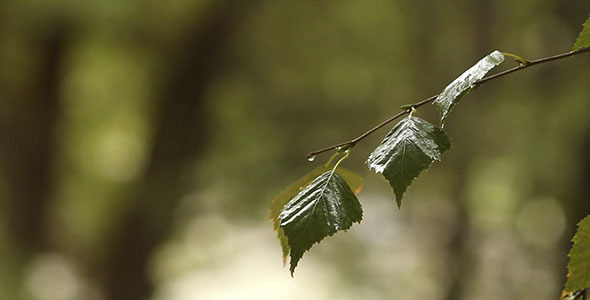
[97,3,255,300]
[0,25,69,255]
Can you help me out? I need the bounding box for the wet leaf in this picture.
[270,165,362,264]
[563,215,590,295]
[433,50,504,126]
[278,171,363,275]
[573,15,590,50]
[367,115,450,207]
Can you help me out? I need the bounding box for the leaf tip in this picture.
[560,290,568,299]
[288,258,299,277]
[353,182,364,194]
[489,50,505,64]
[394,192,404,209]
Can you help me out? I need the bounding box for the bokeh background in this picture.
[1,1,589,299]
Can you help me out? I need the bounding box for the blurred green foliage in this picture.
[0,1,588,299]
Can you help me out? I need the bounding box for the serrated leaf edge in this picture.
[366,116,450,207]
[573,15,590,50]
[279,171,362,275]
[563,214,590,295]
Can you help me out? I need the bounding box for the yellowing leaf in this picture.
[338,167,364,194]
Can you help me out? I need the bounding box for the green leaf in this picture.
[366,115,450,207]
[564,215,590,295]
[270,165,362,264]
[573,15,590,50]
[278,170,363,275]
[433,50,504,126]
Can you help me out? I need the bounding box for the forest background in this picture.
[0,1,589,299]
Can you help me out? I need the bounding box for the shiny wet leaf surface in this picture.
[433,50,504,126]
[367,116,450,207]
[278,171,362,275]
[270,166,363,264]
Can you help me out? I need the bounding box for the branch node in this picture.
[307,49,590,159]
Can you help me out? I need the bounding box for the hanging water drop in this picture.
[307,155,316,162]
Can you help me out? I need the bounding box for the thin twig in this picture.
[307,48,590,159]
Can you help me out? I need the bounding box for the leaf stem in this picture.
[331,149,350,171]
[501,52,529,65]
[307,48,590,159]
[324,151,341,167]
